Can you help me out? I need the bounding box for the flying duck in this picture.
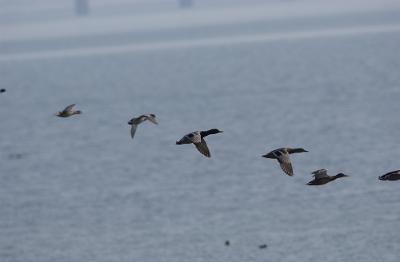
[128,114,158,139]
[176,129,223,157]
[379,170,400,181]
[262,147,308,176]
[56,104,81,117]
[307,169,348,185]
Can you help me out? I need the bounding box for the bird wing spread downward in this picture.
[277,153,294,176]
[130,124,138,139]
[194,139,211,157]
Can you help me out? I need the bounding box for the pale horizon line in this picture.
[1,23,399,62]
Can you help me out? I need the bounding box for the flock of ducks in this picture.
[1,88,398,251]
[1,91,398,184]
[261,147,350,185]
[47,102,400,185]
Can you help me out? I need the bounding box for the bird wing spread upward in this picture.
[312,169,329,179]
[63,104,75,113]
[194,139,211,157]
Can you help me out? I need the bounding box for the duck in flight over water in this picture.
[128,114,158,139]
[176,129,223,157]
[307,169,348,185]
[379,170,400,181]
[262,147,308,176]
[56,104,81,118]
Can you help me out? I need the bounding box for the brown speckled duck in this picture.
[307,169,348,185]
[56,104,81,118]
[379,170,400,181]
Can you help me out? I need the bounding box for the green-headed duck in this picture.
[176,129,223,157]
[262,147,308,176]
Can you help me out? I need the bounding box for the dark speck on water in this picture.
[8,153,24,160]
[259,244,267,249]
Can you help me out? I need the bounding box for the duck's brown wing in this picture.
[194,139,211,158]
[277,153,293,176]
[312,169,329,179]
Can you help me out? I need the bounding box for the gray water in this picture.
[1,2,400,262]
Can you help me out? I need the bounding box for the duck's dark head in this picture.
[289,148,308,153]
[128,119,133,125]
[75,110,82,115]
[335,173,349,179]
[0,89,5,93]
[200,129,223,137]
[208,129,223,134]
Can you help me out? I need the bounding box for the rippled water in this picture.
[1,3,400,262]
